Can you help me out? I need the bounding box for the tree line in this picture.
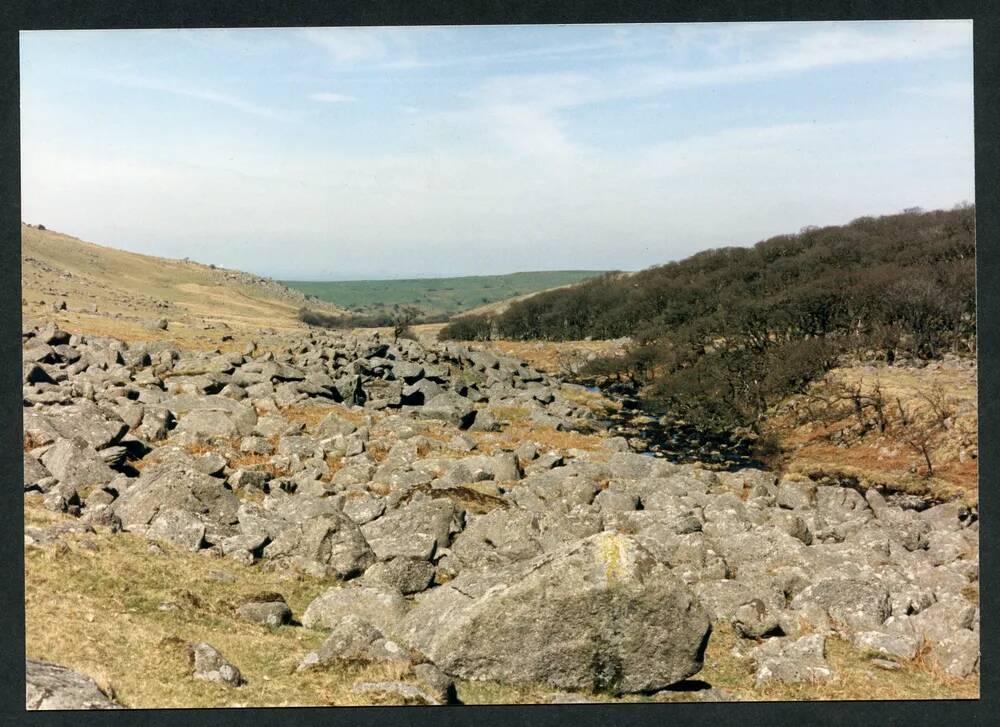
[439,205,976,432]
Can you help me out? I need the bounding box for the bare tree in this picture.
[391,305,422,341]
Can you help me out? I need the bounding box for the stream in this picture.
[580,378,765,471]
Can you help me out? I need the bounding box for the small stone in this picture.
[871,658,902,671]
[237,596,292,627]
[189,642,242,686]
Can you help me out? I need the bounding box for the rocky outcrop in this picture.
[26,660,120,710]
[393,533,711,694]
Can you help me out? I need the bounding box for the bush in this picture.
[439,314,494,341]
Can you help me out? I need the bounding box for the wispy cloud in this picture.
[299,27,389,64]
[375,36,635,70]
[439,22,971,159]
[86,70,289,121]
[308,92,356,103]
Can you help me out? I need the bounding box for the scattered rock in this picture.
[237,593,292,627]
[189,642,243,686]
[298,614,410,671]
[26,659,120,710]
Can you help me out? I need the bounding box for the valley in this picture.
[21,221,979,708]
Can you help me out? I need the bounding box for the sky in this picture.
[20,21,974,280]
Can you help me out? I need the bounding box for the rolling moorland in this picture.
[282,271,607,319]
[21,215,978,708]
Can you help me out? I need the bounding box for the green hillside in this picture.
[281,270,608,318]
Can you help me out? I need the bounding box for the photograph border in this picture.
[1,1,995,725]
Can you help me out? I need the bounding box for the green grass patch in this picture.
[281,271,607,318]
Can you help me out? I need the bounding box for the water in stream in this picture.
[583,383,764,471]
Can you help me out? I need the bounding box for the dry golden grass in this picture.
[180,440,227,457]
[19,224,356,355]
[559,385,617,414]
[473,338,624,374]
[502,421,608,455]
[364,440,394,463]
[23,500,447,708]
[768,361,978,504]
[701,626,977,702]
[400,484,509,515]
[324,455,345,477]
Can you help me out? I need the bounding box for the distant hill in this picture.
[21,224,345,343]
[281,270,608,319]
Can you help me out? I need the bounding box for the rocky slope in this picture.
[22,318,979,707]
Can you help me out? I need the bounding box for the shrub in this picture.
[439,314,494,341]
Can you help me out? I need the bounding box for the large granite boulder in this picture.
[39,437,117,489]
[394,532,711,694]
[111,462,240,532]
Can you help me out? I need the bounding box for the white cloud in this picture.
[20,111,974,279]
[86,70,288,121]
[308,92,356,103]
[299,27,388,64]
[427,21,972,163]
[901,80,974,100]
[461,22,971,117]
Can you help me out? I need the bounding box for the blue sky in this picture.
[20,22,974,279]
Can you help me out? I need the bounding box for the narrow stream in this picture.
[580,380,764,471]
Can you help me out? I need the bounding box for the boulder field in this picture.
[21,320,979,707]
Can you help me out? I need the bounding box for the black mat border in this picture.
[0,1,995,726]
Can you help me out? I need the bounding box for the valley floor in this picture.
[22,316,979,709]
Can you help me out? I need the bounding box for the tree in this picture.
[391,305,422,341]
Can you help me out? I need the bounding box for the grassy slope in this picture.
[471,338,978,505]
[21,225,344,346]
[769,360,979,505]
[282,271,608,317]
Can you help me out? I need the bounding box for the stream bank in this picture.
[579,377,764,471]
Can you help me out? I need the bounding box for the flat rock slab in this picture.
[302,584,409,635]
[750,634,836,688]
